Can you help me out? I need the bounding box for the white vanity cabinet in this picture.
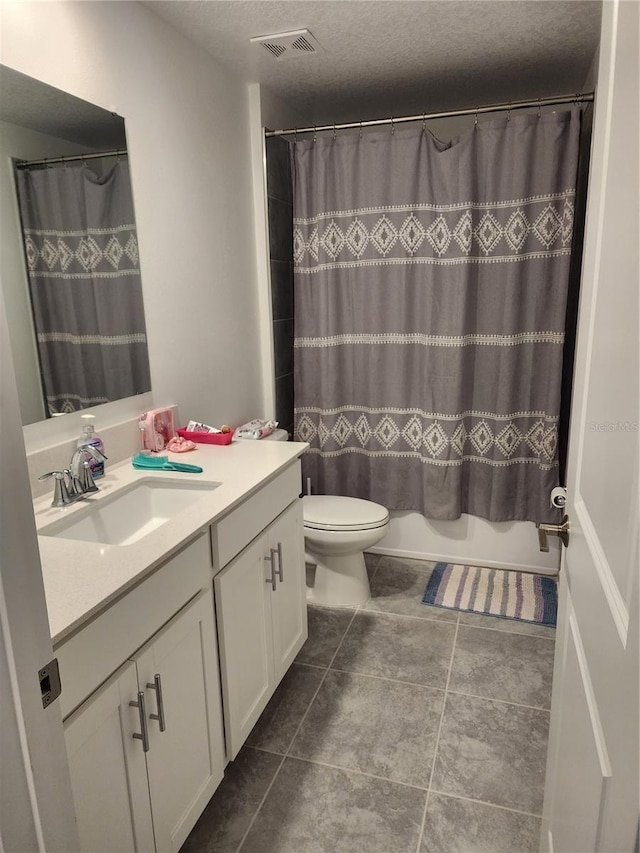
[64,589,224,853]
[215,497,307,759]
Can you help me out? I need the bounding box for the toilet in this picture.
[261,429,390,606]
[302,495,389,606]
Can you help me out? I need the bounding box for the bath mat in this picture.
[422,563,557,626]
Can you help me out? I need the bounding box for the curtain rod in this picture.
[15,148,128,169]
[264,92,594,138]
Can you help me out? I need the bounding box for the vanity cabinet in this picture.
[64,588,225,853]
[215,497,307,758]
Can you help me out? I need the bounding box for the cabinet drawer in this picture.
[56,532,211,719]
[215,461,301,568]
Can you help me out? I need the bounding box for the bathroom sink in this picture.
[39,478,219,546]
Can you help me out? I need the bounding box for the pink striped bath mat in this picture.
[422,563,557,627]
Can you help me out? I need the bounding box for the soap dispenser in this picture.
[77,414,105,478]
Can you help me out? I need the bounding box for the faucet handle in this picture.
[38,470,80,508]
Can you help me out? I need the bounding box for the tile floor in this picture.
[182,554,556,853]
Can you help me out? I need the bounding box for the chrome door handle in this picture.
[146,673,166,732]
[265,550,277,591]
[275,541,284,583]
[130,691,150,752]
[537,514,570,551]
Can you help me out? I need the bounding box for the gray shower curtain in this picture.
[292,109,581,522]
[15,160,150,415]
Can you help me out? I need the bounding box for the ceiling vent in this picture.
[250,29,323,60]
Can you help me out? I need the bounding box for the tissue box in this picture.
[177,428,234,446]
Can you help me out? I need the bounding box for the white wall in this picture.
[1,0,264,453]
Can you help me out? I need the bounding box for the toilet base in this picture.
[305,551,371,607]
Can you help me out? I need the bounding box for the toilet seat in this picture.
[303,495,389,532]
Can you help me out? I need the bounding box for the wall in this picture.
[1,1,264,462]
[266,136,294,436]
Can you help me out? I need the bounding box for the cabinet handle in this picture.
[275,541,284,583]
[146,673,166,732]
[265,550,277,591]
[130,691,150,752]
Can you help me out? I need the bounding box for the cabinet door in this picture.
[268,499,308,682]
[136,589,225,853]
[64,661,155,853]
[215,533,274,759]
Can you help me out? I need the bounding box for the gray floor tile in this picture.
[450,626,555,709]
[295,605,354,668]
[180,746,281,853]
[432,692,549,814]
[420,793,541,853]
[363,558,458,622]
[290,670,443,787]
[333,610,456,687]
[247,664,324,754]
[364,550,381,579]
[458,609,557,639]
[241,757,427,853]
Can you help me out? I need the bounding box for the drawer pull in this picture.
[147,673,166,732]
[130,691,150,752]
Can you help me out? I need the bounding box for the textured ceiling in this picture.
[146,0,602,125]
[0,65,127,149]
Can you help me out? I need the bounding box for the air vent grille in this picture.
[250,29,323,61]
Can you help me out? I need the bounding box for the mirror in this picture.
[0,65,151,425]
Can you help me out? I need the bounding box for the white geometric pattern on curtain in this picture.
[15,161,150,415]
[292,110,581,523]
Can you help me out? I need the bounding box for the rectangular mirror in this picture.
[0,65,151,425]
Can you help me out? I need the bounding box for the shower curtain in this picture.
[15,160,150,415]
[292,109,581,523]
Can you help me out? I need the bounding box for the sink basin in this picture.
[39,478,220,546]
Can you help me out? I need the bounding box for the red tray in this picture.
[177,428,234,446]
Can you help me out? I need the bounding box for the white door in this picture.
[139,590,225,853]
[268,500,308,681]
[541,2,639,851]
[64,662,155,853]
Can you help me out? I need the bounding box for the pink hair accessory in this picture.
[166,435,197,453]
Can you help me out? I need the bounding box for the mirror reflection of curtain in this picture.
[14,160,150,415]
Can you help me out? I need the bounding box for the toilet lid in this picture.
[303,495,389,531]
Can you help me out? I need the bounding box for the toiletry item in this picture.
[176,428,234,446]
[186,420,221,434]
[235,419,278,440]
[131,453,203,473]
[139,408,176,452]
[78,414,105,478]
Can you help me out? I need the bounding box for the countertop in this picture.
[34,439,308,646]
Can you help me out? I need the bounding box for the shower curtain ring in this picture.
[422,113,427,132]
[474,107,479,127]
[313,125,317,143]
[359,120,363,139]
[294,128,298,146]
[507,103,511,122]
[391,117,395,135]
[333,123,337,140]
[537,98,542,118]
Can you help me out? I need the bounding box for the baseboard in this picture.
[367,545,559,577]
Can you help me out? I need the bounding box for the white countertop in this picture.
[34,439,308,646]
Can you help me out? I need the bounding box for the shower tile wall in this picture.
[266,137,294,437]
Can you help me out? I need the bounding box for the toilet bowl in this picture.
[303,495,389,606]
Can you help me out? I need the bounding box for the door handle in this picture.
[130,691,150,752]
[146,673,166,732]
[265,549,277,591]
[275,541,284,583]
[537,514,570,551]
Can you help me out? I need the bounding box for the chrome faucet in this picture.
[69,444,108,495]
[38,470,81,508]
